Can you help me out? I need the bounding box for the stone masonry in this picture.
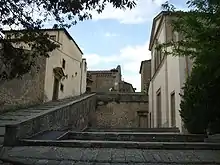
[92,92,148,128]
[139,60,151,93]
[87,65,122,92]
[0,56,47,114]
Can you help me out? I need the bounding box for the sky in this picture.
[66,0,189,91]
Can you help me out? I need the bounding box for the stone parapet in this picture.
[96,92,148,103]
[4,94,96,146]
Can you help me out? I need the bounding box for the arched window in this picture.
[154,39,162,71]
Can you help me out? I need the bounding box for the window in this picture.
[62,59,66,69]
[50,35,56,41]
[156,90,162,128]
[149,112,152,128]
[154,39,164,73]
[60,83,64,92]
[84,62,87,72]
[170,92,176,127]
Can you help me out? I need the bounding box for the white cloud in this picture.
[91,0,167,24]
[84,41,151,91]
[104,32,119,37]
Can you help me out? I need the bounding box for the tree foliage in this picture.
[162,0,220,134]
[0,0,136,80]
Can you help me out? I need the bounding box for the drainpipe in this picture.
[165,56,169,127]
[164,16,169,127]
[151,80,154,128]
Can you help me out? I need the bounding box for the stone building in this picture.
[0,28,87,110]
[148,11,193,132]
[86,65,122,92]
[118,81,136,93]
[139,60,151,93]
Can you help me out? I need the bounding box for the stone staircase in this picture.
[58,131,205,142]
[19,127,220,150]
[85,127,180,133]
[2,127,220,164]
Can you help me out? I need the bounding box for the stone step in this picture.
[29,131,67,140]
[58,131,205,142]
[85,127,180,133]
[19,139,220,150]
[0,126,5,145]
[205,134,220,143]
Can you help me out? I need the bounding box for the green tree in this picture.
[161,0,220,134]
[0,0,136,79]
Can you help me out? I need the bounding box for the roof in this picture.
[149,11,170,51]
[139,60,151,74]
[88,65,120,74]
[120,81,132,86]
[2,28,83,55]
[88,70,114,74]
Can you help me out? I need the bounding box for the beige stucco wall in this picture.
[151,58,168,127]
[148,14,194,132]
[149,20,169,128]
[167,54,182,130]
[44,30,85,101]
[149,50,190,132]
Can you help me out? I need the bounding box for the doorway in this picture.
[52,77,59,100]
[139,115,148,128]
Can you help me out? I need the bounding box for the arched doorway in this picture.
[52,67,65,100]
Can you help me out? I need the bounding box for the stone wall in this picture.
[118,81,135,93]
[87,65,122,92]
[91,92,148,128]
[0,56,47,114]
[4,94,96,146]
[140,60,151,93]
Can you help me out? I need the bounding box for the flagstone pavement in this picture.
[0,146,220,165]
